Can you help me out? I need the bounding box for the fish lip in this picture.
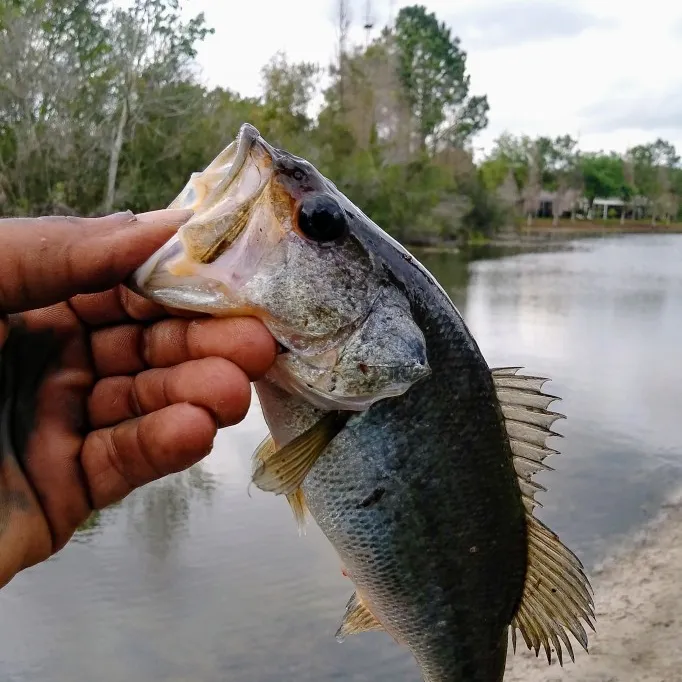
[233,122,282,175]
[221,122,262,193]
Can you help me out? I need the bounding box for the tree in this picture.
[627,140,679,225]
[393,5,487,152]
[620,153,636,224]
[522,141,541,227]
[259,52,320,150]
[579,152,624,216]
[496,169,520,219]
[102,0,213,212]
[546,135,579,225]
[480,133,534,192]
[334,0,351,111]
[0,0,112,214]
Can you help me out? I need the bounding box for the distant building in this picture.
[532,191,650,221]
[592,197,624,219]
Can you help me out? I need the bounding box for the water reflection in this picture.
[123,464,217,559]
[72,464,217,553]
[2,234,682,681]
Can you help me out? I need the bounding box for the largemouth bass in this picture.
[130,123,594,681]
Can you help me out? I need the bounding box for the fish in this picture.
[130,122,595,681]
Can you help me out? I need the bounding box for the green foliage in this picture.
[3,0,682,243]
[579,153,625,203]
[259,52,320,149]
[0,1,505,243]
[393,5,487,149]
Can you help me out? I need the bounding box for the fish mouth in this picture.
[129,123,277,311]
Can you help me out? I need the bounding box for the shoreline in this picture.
[406,223,682,254]
[504,484,682,680]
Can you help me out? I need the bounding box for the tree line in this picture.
[1,0,680,245]
[481,134,682,228]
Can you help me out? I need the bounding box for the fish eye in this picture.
[297,195,348,243]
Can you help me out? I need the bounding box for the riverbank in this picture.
[504,484,682,681]
[490,219,682,249]
[405,220,682,254]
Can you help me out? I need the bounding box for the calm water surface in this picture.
[3,234,682,681]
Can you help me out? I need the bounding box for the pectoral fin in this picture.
[251,411,350,496]
[251,433,310,533]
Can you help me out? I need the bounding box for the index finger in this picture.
[0,209,191,314]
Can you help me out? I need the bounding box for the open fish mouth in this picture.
[129,123,277,313]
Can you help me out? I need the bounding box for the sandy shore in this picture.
[504,488,682,681]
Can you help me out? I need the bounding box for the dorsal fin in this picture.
[251,432,310,535]
[491,367,595,666]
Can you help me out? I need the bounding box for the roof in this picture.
[593,197,625,206]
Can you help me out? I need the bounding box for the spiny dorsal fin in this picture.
[251,433,310,534]
[335,591,384,642]
[491,367,595,666]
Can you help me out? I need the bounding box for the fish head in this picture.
[131,123,431,411]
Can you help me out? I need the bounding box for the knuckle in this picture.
[128,376,145,416]
[102,428,135,489]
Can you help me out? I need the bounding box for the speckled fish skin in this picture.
[129,123,586,682]
[256,228,527,681]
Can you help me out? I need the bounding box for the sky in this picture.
[180,0,682,158]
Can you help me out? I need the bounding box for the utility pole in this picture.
[336,0,351,110]
[363,0,374,47]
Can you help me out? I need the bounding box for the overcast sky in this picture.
[181,0,682,157]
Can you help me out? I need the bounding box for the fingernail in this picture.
[134,208,194,226]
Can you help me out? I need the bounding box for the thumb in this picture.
[0,209,192,314]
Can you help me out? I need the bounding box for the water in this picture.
[2,234,682,681]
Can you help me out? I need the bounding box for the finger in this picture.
[88,357,252,429]
[70,286,167,327]
[81,403,218,510]
[91,316,277,381]
[0,209,192,314]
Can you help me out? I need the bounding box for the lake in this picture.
[2,234,682,682]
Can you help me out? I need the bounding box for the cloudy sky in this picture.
[181,0,682,157]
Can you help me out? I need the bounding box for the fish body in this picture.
[131,123,594,681]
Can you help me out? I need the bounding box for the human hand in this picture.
[0,210,277,588]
